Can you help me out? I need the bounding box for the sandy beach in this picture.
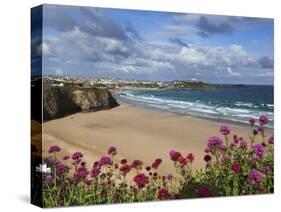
[41,103,273,175]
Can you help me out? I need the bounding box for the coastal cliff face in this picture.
[42,84,119,121]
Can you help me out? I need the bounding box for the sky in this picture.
[32,4,274,84]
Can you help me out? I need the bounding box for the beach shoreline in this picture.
[114,91,274,130]
[42,102,273,175]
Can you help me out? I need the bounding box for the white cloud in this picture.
[226,67,241,76]
[96,37,129,55]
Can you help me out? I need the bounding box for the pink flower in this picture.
[157,187,169,200]
[120,159,127,164]
[152,172,158,180]
[93,161,99,168]
[231,162,241,173]
[268,135,274,144]
[151,162,158,169]
[155,158,162,165]
[187,153,194,163]
[152,158,162,169]
[119,164,131,175]
[249,117,256,126]
[74,166,89,181]
[247,169,263,185]
[207,136,223,150]
[99,156,112,166]
[90,167,101,178]
[240,140,248,149]
[197,186,214,197]
[48,145,61,154]
[204,155,212,162]
[72,152,83,160]
[169,150,181,161]
[233,134,239,144]
[262,166,272,175]
[131,160,143,170]
[178,156,187,167]
[219,124,230,135]
[259,115,269,125]
[51,159,60,166]
[133,173,148,188]
[62,155,70,160]
[252,144,266,159]
[253,128,259,135]
[107,146,117,156]
[57,164,66,175]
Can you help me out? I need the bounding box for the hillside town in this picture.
[43,75,214,90]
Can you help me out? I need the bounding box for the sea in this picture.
[117,85,274,128]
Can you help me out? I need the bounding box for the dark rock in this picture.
[42,84,119,121]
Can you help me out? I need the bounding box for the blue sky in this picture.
[32,4,274,84]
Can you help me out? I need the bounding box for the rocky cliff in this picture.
[41,83,119,121]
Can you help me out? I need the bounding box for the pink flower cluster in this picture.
[48,145,61,154]
[169,150,195,168]
[247,169,263,185]
[107,146,117,156]
[133,173,148,188]
[207,136,223,150]
[219,124,230,135]
[252,144,266,160]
